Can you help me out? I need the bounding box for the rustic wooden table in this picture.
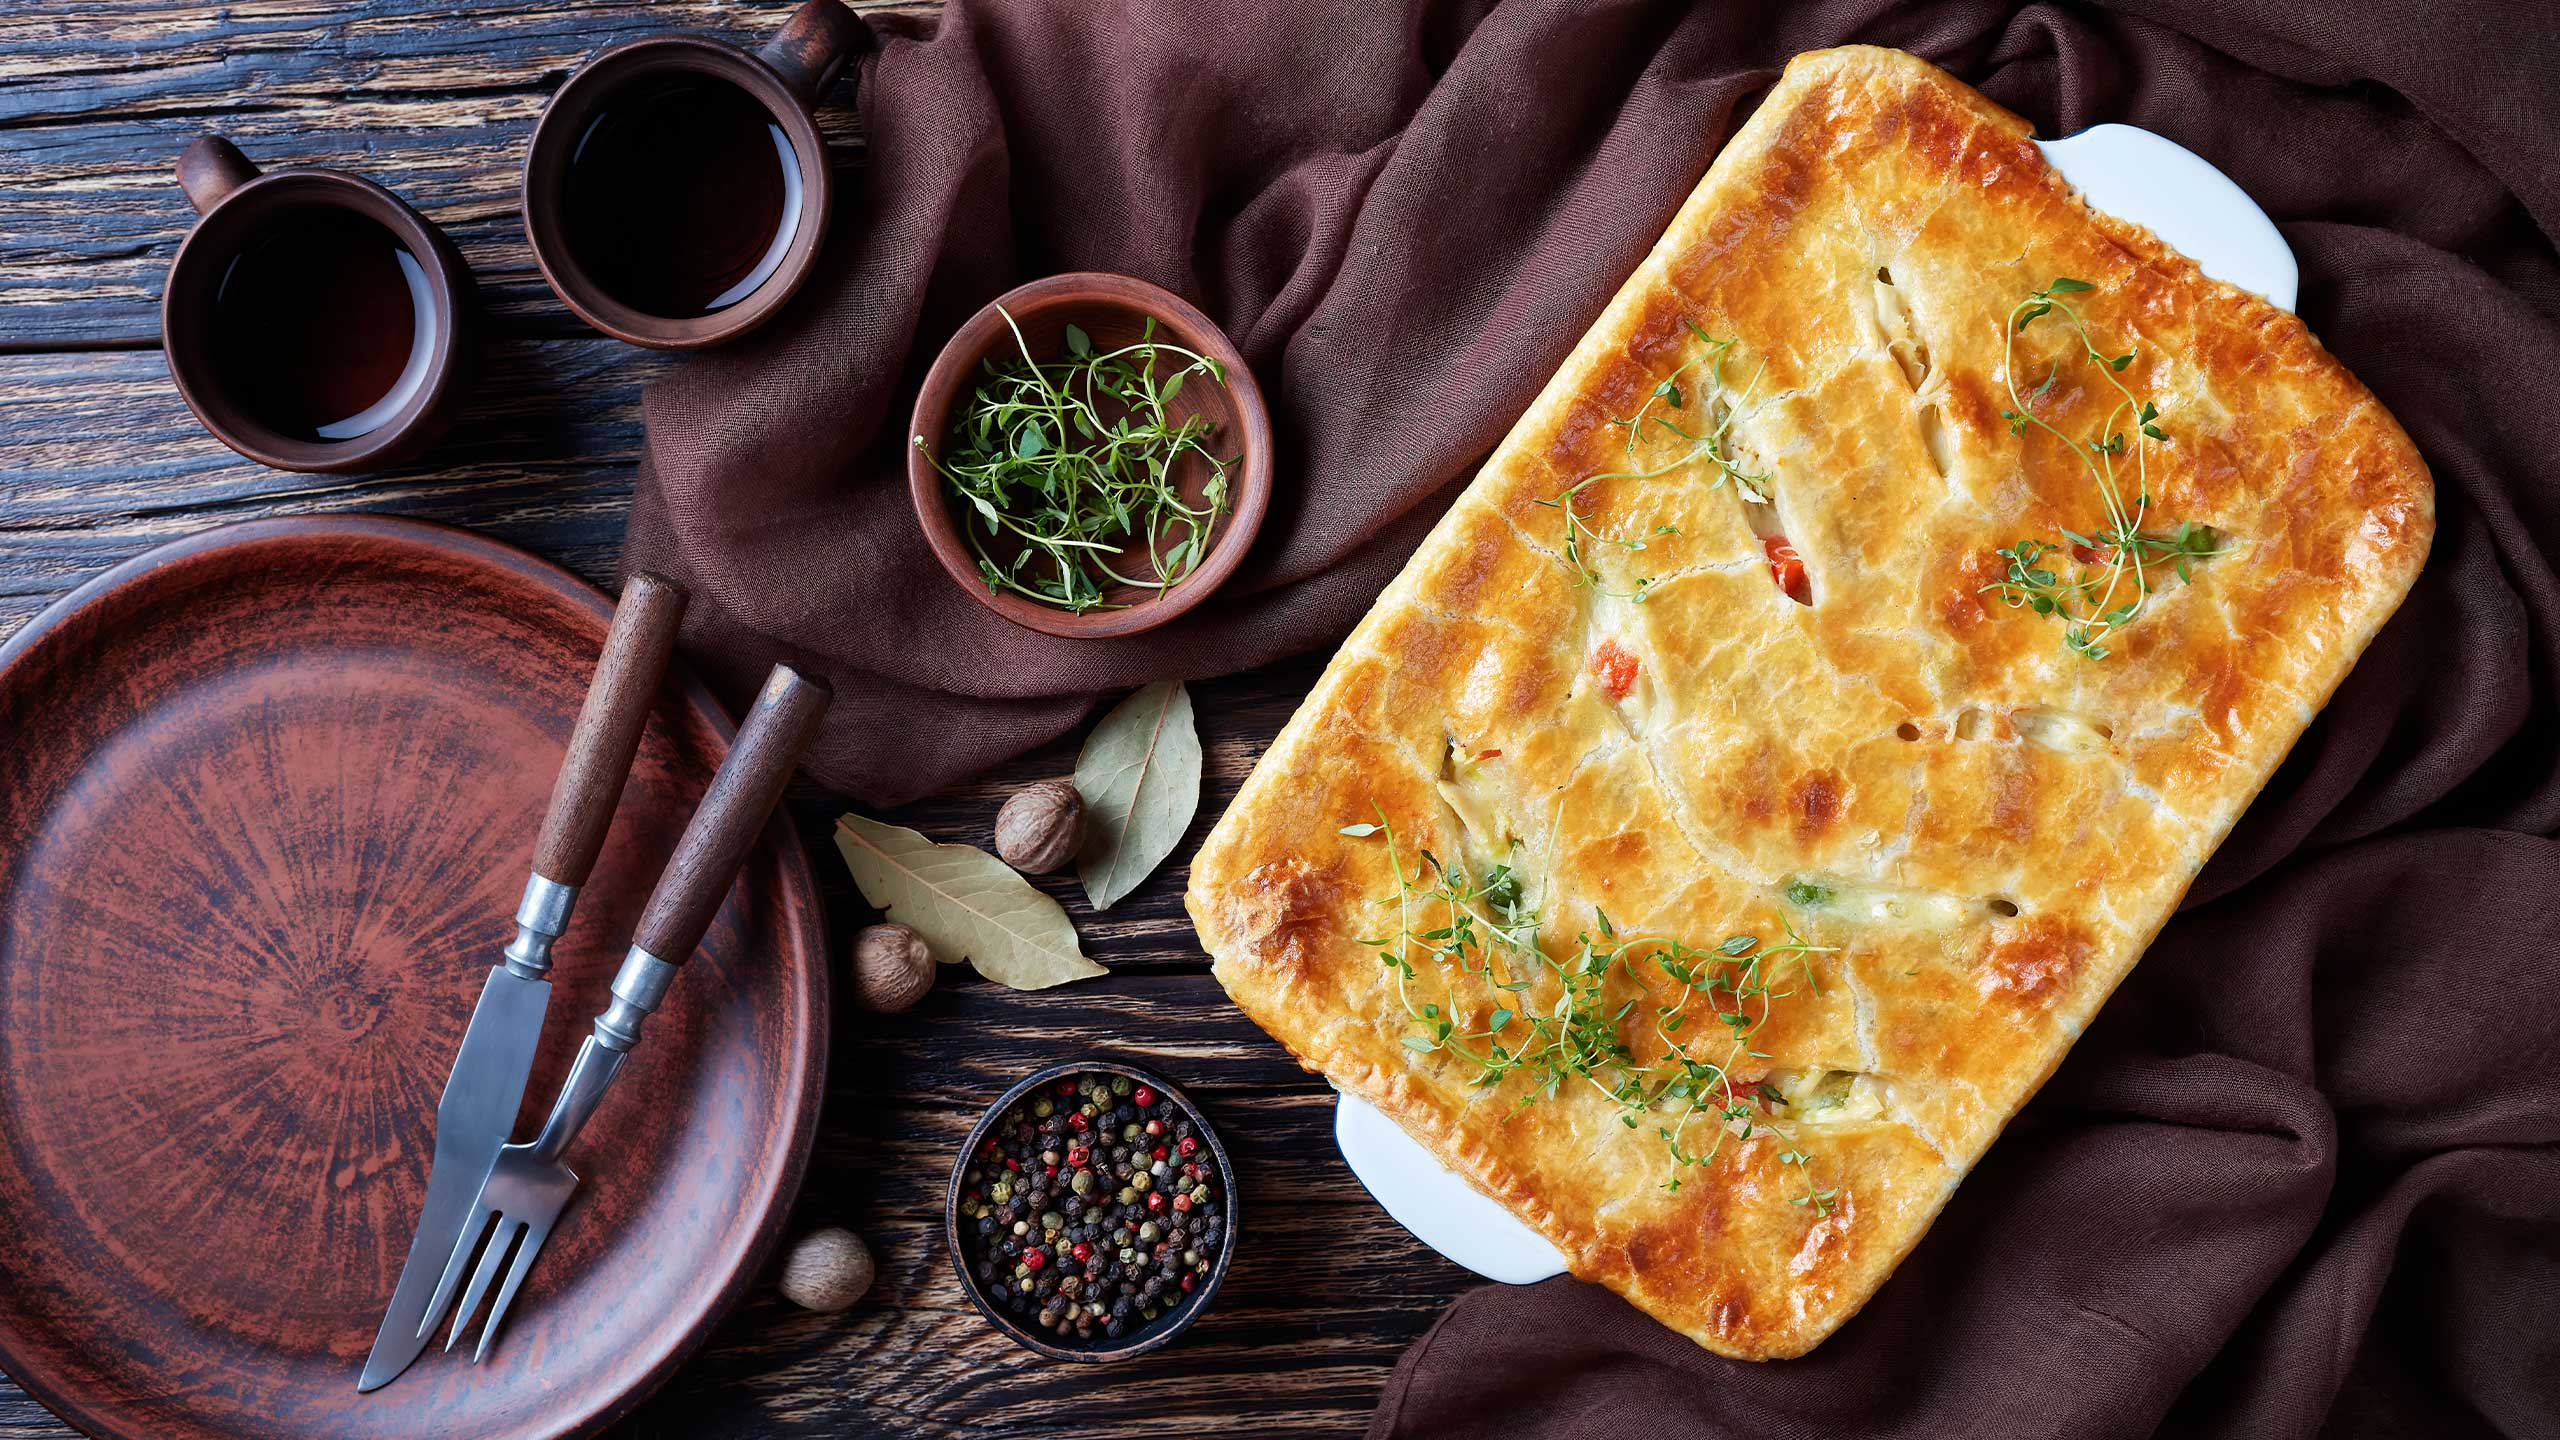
[0,2,1465,1434]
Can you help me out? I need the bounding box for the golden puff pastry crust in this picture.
[1185,46,2430,1359]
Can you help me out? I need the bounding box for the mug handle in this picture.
[758,0,867,109]
[176,136,260,215]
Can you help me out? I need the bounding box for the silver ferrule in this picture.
[501,873,579,981]
[593,946,679,1052]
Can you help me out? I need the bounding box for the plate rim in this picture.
[0,514,831,1440]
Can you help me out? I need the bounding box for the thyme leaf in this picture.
[1346,811,1842,1210]
[1988,278,2228,659]
[1533,322,1772,601]
[915,307,1235,614]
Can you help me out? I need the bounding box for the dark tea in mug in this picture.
[563,74,803,318]
[210,208,438,442]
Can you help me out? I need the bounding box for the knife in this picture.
[421,664,830,1364]
[357,571,687,1393]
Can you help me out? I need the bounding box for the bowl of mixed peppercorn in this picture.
[946,1060,1237,1360]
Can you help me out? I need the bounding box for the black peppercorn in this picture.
[963,1072,1226,1350]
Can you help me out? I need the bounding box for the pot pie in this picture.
[1185,46,2431,1358]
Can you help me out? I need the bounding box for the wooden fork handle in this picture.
[630,664,830,966]
[531,572,688,888]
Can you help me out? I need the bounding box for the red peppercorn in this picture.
[1071,1242,1092,1263]
[1045,1165,1058,1179]
[1066,1146,1089,1168]
[1152,1146,1168,1161]
[1181,1272,1197,1292]
[1057,1080,1079,1096]
[1146,1191,1167,1212]
[1132,1086,1156,1107]
[1067,1112,1090,1132]
[1172,1194,1193,1213]
[1177,1136,1199,1157]
[1145,1119,1165,1137]
[1004,1157,1020,1172]
[1022,1249,1046,1272]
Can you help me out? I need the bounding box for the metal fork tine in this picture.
[444,1218,523,1353]
[417,1203,496,1342]
[472,1214,556,1365]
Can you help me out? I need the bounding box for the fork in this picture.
[419,663,829,1363]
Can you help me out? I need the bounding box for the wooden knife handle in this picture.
[531,572,689,887]
[632,664,830,965]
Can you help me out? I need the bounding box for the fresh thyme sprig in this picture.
[914,309,1234,613]
[1533,321,1771,602]
[1342,812,1842,1212]
[1989,278,2227,659]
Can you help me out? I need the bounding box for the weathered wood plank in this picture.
[0,340,661,623]
[0,0,1458,1424]
[0,342,1324,972]
[0,0,927,348]
[0,332,1434,1438]
[617,972,1450,1439]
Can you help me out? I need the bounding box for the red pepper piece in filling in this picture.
[1590,637,1640,701]
[1764,533,1809,603]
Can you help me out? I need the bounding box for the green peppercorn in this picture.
[1071,1171,1094,1195]
[1132,1173,1152,1193]
[1116,1187,1137,1205]
[1112,1076,1133,1097]
[1139,1221,1160,1243]
[1041,1211,1062,1231]
[1033,1097,1054,1119]
[990,1181,1012,1203]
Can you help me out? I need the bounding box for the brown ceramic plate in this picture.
[0,517,827,1440]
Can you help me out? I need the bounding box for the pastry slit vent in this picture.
[1783,875,2014,928]
[2008,706,2115,754]
[1873,266,1953,477]
[1723,484,1810,607]
[1872,267,1930,389]
[1583,612,1664,725]
[1435,735,1534,893]
[1761,1068,1884,1126]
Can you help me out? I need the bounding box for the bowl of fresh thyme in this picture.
[907,273,1273,639]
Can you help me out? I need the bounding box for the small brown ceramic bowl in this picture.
[945,1060,1238,1362]
[160,136,477,473]
[906,273,1274,639]
[521,0,864,350]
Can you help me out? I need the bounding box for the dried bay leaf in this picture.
[835,813,1104,991]
[1074,681,1202,911]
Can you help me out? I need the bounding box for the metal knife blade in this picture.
[357,963,550,1391]
[355,572,687,1392]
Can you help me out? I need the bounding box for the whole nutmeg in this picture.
[852,923,935,1013]
[778,1226,874,1313]
[994,778,1085,873]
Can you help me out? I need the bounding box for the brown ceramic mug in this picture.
[160,136,477,473]
[521,0,865,350]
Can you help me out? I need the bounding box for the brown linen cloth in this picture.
[624,0,2560,1434]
